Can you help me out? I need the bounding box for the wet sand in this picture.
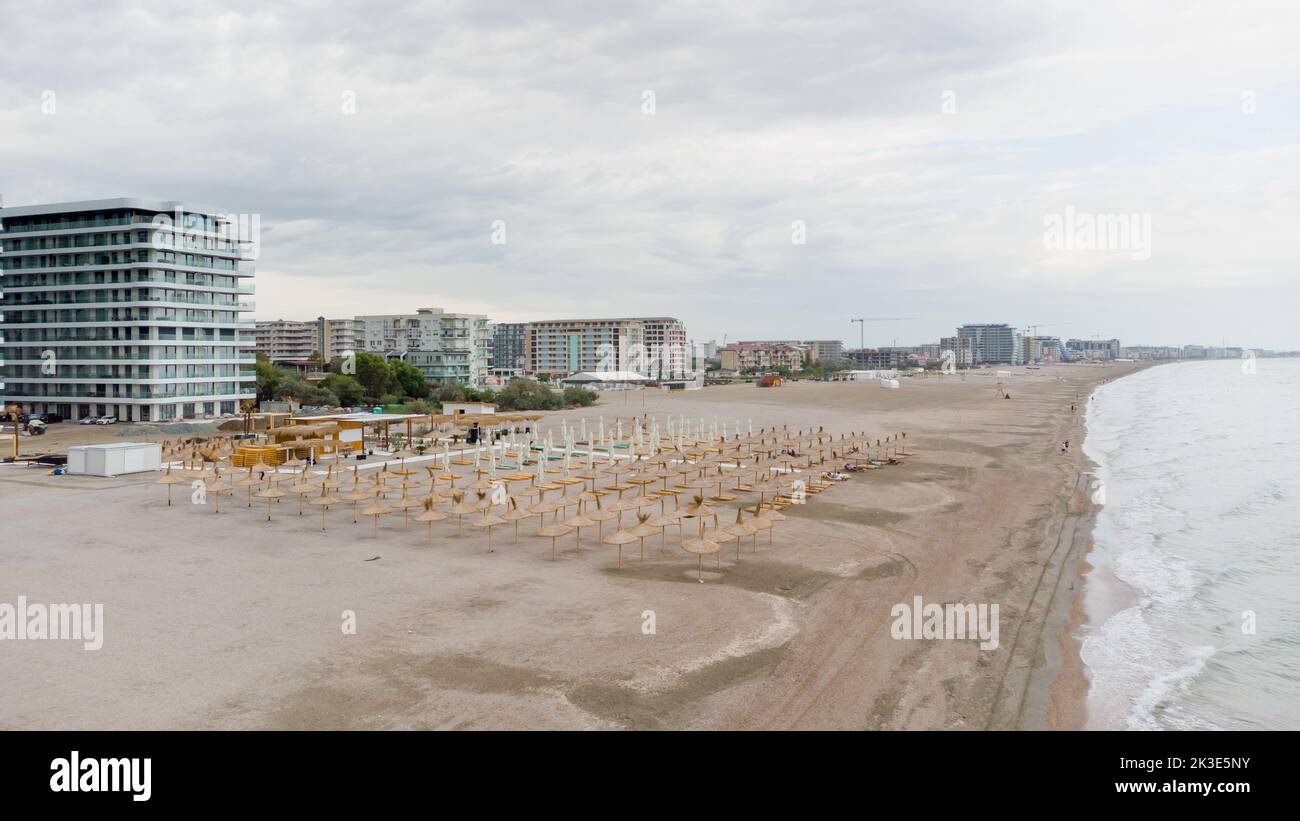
[0,363,1139,729]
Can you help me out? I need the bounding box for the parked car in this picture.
[94,416,118,425]
[42,412,63,423]
[79,416,101,425]
[27,419,47,435]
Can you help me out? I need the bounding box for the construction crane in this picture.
[849,317,917,350]
[1025,322,1069,337]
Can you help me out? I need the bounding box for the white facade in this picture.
[0,198,256,421]
[354,307,491,386]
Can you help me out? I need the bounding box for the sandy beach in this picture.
[0,363,1140,730]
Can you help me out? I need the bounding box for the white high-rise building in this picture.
[354,307,491,386]
[0,198,256,421]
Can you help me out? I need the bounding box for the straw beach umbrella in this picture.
[255,482,287,522]
[629,512,661,563]
[601,524,639,569]
[154,465,186,506]
[308,484,339,531]
[390,483,425,528]
[680,519,720,583]
[500,497,533,543]
[472,495,506,554]
[358,495,392,537]
[722,507,758,560]
[414,498,447,545]
[447,491,478,536]
[283,471,317,516]
[564,502,598,553]
[205,471,233,514]
[338,473,374,524]
[537,520,573,561]
[754,499,785,544]
[235,468,262,508]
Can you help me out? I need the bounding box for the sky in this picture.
[2,0,1298,350]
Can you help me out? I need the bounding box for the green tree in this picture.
[389,358,429,399]
[497,378,562,410]
[562,386,598,407]
[353,351,394,401]
[319,373,365,406]
[405,399,435,415]
[433,383,465,403]
[255,360,285,403]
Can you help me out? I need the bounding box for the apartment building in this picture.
[490,322,527,374]
[636,317,689,377]
[255,316,355,370]
[1067,338,1121,361]
[255,319,315,363]
[0,198,256,421]
[354,307,491,386]
[957,324,1021,365]
[939,335,973,368]
[844,347,912,369]
[315,316,355,360]
[526,318,646,378]
[718,342,805,372]
[1026,336,1067,363]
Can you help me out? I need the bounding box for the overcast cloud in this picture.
[2,0,1298,348]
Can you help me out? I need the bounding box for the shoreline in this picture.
[1037,363,1157,730]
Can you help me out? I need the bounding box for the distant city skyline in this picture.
[3,2,1298,349]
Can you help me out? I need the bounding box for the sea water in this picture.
[1081,358,1299,730]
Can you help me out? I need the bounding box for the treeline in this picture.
[255,353,597,411]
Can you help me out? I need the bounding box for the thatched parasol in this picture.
[390,483,425,528]
[413,497,448,545]
[536,520,573,561]
[564,503,598,553]
[308,483,339,531]
[357,495,392,538]
[154,465,186,506]
[472,498,505,554]
[235,467,262,508]
[722,507,758,560]
[601,524,639,569]
[205,471,233,514]
[337,473,373,523]
[754,499,786,544]
[499,497,533,543]
[284,471,317,516]
[628,512,661,563]
[255,482,287,522]
[679,518,720,583]
[447,491,478,536]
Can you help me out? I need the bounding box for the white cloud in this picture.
[1,0,1297,348]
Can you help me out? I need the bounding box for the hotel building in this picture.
[0,198,256,421]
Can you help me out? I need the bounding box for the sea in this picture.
[1080,357,1300,730]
